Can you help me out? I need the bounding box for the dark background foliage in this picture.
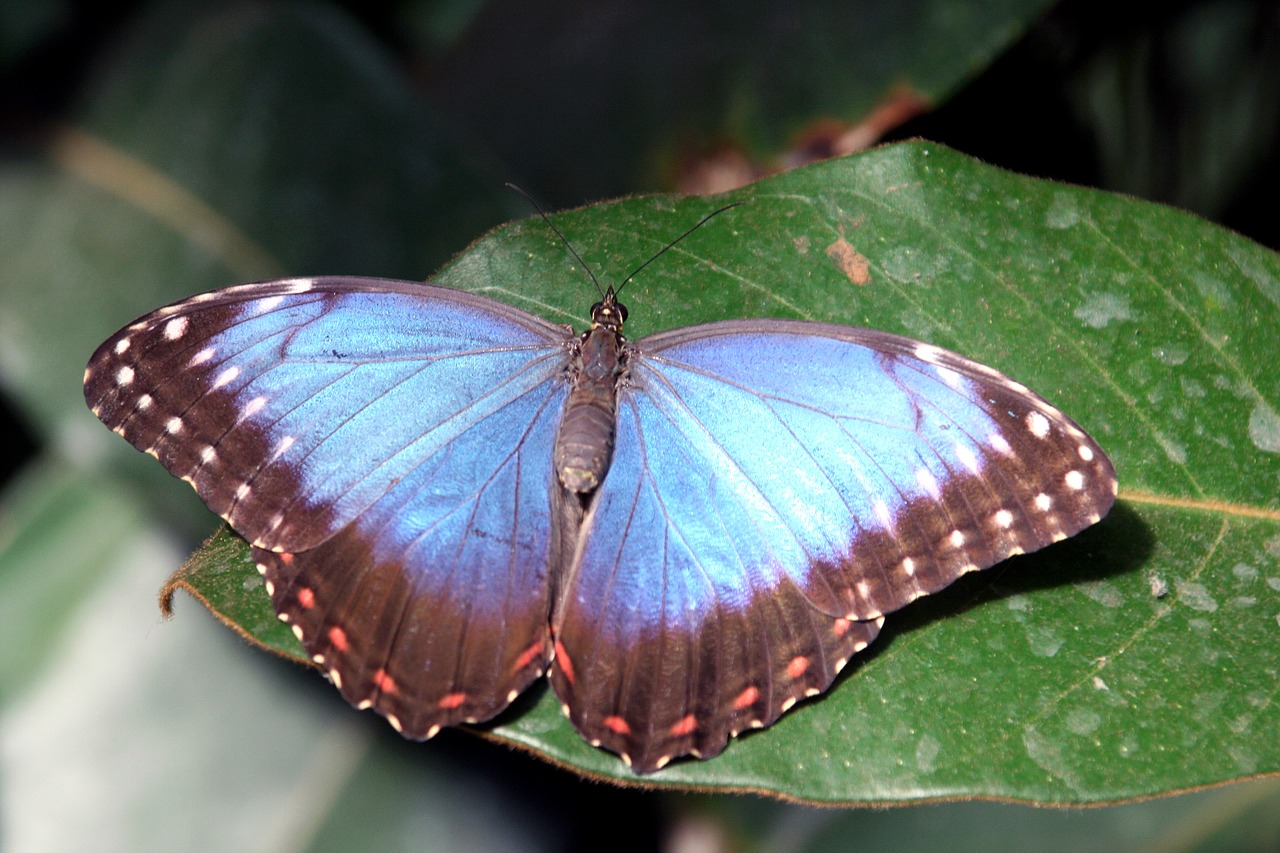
[2,0,1278,850]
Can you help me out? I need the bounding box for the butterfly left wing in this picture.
[550,319,1116,772]
[85,277,571,735]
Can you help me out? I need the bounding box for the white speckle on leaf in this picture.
[1157,435,1188,465]
[1152,344,1189,366]
[1180,377,1206,398]
[915,734,941,773]
[1023,727,1084,792]
[1027,625,1064,657]
[1177,582,1219,613]
[1233,563,1259,583]
[1074,293,1133,329]
[1079,580,1123,608]
[1248,403,1280,453]
[1045,193,1081,229]
[1192,272,1233,308]
[1066,708,1101,736]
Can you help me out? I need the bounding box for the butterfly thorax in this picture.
[554,293,628,493]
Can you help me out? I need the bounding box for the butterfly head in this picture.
[589,286,628,333]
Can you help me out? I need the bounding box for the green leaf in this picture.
[161,142,1280,802]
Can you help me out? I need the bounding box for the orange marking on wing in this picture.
[603,715,631,735]
[554,640,574,685]
[296,587,315,609]
[733,686,760,710]
[513,640,544,672]
[438,692,466,710]
[832,617,850,636]
[372,669,399,695]
[787,656,810,679]
[669,714,697,737]
[327,626,349,652]
[279,552,294,566]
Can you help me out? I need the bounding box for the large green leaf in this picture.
[160,142,1280,802]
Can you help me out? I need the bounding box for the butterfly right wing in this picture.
[550,319,1115,772]
[85,277,572,734]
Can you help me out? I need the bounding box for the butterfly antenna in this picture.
[506,182,605,298]
[616,201,743,294]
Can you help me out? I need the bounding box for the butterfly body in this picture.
[554,291,626,493]
[85,275,1116,773]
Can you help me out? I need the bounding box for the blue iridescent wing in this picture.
[550,319,1116,772]
[84,277,570,735]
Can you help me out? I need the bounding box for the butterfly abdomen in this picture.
[555,325,624,493]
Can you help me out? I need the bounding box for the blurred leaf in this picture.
[0,0,66,67]
[1062,2,1280,218]
[0,0,513,440]
[423,0,1060,201]
[0,459,145,695]
[160,143,1280,802]
[697,775,1280,852]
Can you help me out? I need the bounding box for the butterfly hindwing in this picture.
[85,277,571,733]
[550,319,1116,771]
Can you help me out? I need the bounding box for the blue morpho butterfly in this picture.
[84,202,1116,773]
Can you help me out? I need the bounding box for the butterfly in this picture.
[84,214,1116,774]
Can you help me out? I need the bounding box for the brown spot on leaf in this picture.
[827,235,870,285]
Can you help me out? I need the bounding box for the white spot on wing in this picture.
[1027,410,1051,438]
[163,317,188,340]
[989,432,1012,455]
[1078,445,1094,462]
[256,295,285,312]
[915,468,941,499]
[935,364,964,389]
[874,500,893,528]
[165,417,182,434]
[190,347,215,366]
[116,365,134,386]
[271,435,295,461]
[137,394,152,410]
[114,338,131,355]
[956,443,980,473]
[243,396,266,417]
[212,365,240,389]
[1065,470,1085,490]
[950,530,965,548]
[994,509,1014,528]
[914,343,944,363]
[1035,493,1052,511]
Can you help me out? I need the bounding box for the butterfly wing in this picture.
[550,319,1116,772]
[85,277,571,735]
